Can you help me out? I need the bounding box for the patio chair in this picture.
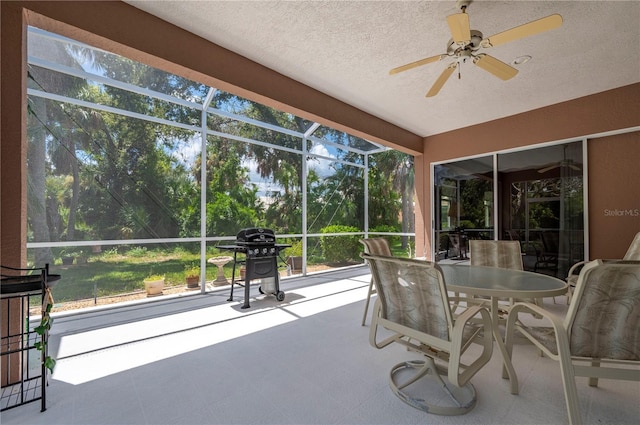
[468,240,543,309]
[362,253,493,415]
[534,231,560,272]
[447,233,468,260]
[469,240,524,270]
[565,231,640,303]
[505,260,640,425]
[359,237,393,326]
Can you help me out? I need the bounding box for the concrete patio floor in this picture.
[2,266,638,425]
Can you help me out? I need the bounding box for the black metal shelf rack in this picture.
[1,264,58,412]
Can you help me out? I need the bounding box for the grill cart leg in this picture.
[242,272,251,309]
[274,267,285,301]
[227,252,238,302]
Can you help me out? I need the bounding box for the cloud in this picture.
[308,144,334,178]
[243,158,283,199]
[172,135,201,167]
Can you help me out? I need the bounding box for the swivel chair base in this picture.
[389,358,477,415]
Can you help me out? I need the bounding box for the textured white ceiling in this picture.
[126,1,640,138]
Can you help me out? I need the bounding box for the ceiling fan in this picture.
[537,160,581,174]
[537,145,582,174]
[390,0,563,97]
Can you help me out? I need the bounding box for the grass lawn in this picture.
[47,248,233,304]
[41,238,413,306]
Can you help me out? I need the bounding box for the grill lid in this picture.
[236,227,275,244]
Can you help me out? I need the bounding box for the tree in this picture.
[27,35,91,264]
[200,136,263,236]
[27,31,413,264]
[62,53,205,240]
[370,150,414,248]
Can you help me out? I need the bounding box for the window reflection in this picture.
[434,142,585,279]
[434,156,493,261]
[500,142,584,277]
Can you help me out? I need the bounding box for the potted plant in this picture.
[60,249,76,265]
[286,240,303,274]
[143,274,165,296]
[184,264,200,289]
[75,247,89,264]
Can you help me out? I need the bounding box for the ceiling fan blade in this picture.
[569,164,582,171]
[538,164,559,174]
[446,12,471,44]
[389,54,446,75]
[426,64,457,98]
[481,14,563,48]
[474,54,518,80]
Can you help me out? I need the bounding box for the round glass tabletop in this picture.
[439,264,567,298]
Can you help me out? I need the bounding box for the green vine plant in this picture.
[34,288,56,373]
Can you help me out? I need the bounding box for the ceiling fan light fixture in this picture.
[512,55,532,65]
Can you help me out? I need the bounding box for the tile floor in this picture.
[1,266,638,425]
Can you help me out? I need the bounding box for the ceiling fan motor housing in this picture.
[447,30,483,56]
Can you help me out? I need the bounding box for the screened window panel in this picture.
[307,162,364,234]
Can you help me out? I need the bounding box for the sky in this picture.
[173,135,335,198]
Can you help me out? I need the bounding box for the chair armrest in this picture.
[566,261,586,279]
[521,241,541,256]
[452,304,492,328]
[505,302,567,359]
[505,302,581,423]
[508,301,561,321]
[449,305,493,387]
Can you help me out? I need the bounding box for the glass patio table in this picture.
[438,263,568,395]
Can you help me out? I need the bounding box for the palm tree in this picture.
[27,34,90,264]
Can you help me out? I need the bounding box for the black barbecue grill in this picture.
[217,228,290,309]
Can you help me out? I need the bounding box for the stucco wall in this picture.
[421,84,640,259]
[587,131,640,258]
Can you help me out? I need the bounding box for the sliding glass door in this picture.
[499,142,584,277]
[433,156,493,261]
[433,141,585,278]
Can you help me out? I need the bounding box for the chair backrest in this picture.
[623,232,640,260]
[360,237,392,256]
[541,231,560,255]
[469,240,523,270]
[567,260,640,361]
[361,253,452,341]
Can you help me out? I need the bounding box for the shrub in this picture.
[458,220,475,229]
[320,225,362,264]
[128,246,148,257]
[369,224,401,247]
[286,240,303,257]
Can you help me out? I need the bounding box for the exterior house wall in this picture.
[587,131,640,258]
[421,84,640,259]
